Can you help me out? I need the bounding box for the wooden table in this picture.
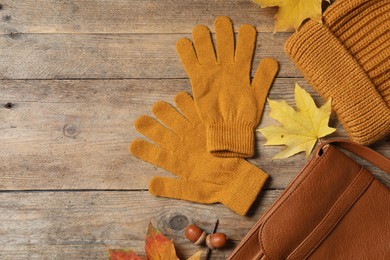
[0,1,389,259]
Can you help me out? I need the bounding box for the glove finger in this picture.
[130,139,178,174]
[174,92,202,125]
[215,16,235,64]
[134,115,178,150]
[234,24,256,66]
[192,25,217,65]
[149,177,220,204]
[176,38,200,76]
[252,58,279,117]
[152,101,193,134]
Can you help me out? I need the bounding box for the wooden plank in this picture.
[1,0,277,34]
[0,190,283,259]
[1,78,389,190]
[0,32,298,80]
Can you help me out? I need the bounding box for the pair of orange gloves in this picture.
[130,17,279,215]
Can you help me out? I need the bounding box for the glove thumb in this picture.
[149,177,220,204]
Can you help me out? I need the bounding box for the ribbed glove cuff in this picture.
[223,160,268,215]
[207,121,255,158]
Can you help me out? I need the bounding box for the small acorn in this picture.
[206,233,228,249]
[185,224,207,245]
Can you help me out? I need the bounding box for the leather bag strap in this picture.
[318,139,390,174]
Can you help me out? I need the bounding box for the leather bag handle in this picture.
[318,139,390,174]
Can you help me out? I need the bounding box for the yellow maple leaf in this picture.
[258,83,336,159]
[253,0,328,32]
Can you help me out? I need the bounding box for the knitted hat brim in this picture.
[285,20,390,145]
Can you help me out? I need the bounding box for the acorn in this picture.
[185,224,207,245]
[206,233,228,249]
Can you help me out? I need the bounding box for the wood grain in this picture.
[1,78,389,191]
[0,0,277,34]
[0,190,282,259]
[0,78,306,190]
[0,32,298,80]
[0,1,389,259]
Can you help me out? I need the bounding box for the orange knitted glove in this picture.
[176,16,279,158]
[130,92,268,215]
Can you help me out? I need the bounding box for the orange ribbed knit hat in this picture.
[285,0,390,145]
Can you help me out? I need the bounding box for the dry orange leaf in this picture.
[108,222,179,260]
[108,222,201,260]
[253,0,329,32]
[145,222,180,260]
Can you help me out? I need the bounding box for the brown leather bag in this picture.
[227,139,390,259]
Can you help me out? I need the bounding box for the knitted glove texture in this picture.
[130,92,268,215]
[176,16,279,157]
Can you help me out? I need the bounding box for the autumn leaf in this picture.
[253,0,329,32]
[108,249,143,260]
[258,83,336,159]
[186,250,203,260]
[145,222,179,260]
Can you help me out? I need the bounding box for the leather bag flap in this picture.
[258,145,373,259]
